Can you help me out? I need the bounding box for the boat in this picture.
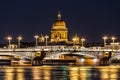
[43,59,76,66]
[0,53,13,66]
[11,57,32,66]
[43,53,99,66]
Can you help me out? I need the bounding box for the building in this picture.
[39,34,45,42]
[73,34,80,44]
[50,12,68,43]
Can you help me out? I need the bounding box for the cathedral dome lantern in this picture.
[52,11,67,30]
[50,11,68,43]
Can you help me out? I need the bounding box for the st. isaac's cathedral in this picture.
[39,11,80,44]
[50,12,68,43]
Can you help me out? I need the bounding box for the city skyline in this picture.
[0,0,120,43]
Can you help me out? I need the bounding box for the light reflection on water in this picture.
[0,66,120,80]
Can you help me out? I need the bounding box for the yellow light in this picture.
[7,36,12,40]
[5,68,14,80]
[7,36,12,45]
[81,38,85,42]
[100,68,109,79]
[69,67,79,80]
[35,52,41,57]
[45,35,49,38]
[72,38,76,41]
[81,38,85,47]
[17,36,22,40]
[34,35,39,39]
[16,68,25,80]
[103,36,107,40]
[111,36,116,40]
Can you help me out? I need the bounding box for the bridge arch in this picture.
[45,51,99,64]
[32,51,46,66]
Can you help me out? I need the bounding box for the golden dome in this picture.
[52,12,67,29]
[53,20,66,26]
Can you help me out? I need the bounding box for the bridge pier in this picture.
[32,57,43,66]
[32,51,46,66]
[100,52,114,66]
[100,57,111,66]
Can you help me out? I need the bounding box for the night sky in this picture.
[0,0,120,43]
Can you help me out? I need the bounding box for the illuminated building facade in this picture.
[50,12,68,43]
[73,34,80,44]
[39,34,45,42]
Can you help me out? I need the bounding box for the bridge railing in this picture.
[0,46,120,52]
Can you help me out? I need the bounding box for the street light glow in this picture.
[17,36,22,48]
[81,38,85,42]
[7,36,12,45]
[81,38,85,47]
[111,36,116,50]
[72,38,76,42]
[34,35,39,39]
[111,36,116,42]
[72,38,76,45]
[17,36,22,41]
[103,36,108,47]
[103,36,108,40]
[7,36,12,40]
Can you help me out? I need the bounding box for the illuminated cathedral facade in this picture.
[50,12,68,43]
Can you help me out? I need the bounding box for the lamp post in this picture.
[45,35,49,46]
[7,36,12,45]
[72,37,77,50]
[81,38,85,48]
[17,36,22,48]
[34,35,39,47]
[111,36,116,50]
[103,36,108,47]
[111,36,116,43]
[72,38,76,46]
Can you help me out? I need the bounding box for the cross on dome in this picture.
[57,11,61,20]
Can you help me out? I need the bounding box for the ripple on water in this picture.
[0,66,120,80]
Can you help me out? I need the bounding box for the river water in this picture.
[0,65,120,80]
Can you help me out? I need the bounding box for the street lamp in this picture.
[111,36,116,43]
[45,35,49,46]
[34,35,39,47]
[81,38,85,48]
[111,36,116,50]
[7,36,12,45]
[72,38,76,46]
[103,36,108,47]
[17,36,22,48]
[72,38,76,50]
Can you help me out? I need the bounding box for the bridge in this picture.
[0,46,120,66]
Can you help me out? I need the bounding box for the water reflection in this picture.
[50,66,69,80]
[16,68,24,80]
[69,67,80,80]
[0,66,120,80]
[4,67,14,80]
[43,66,51,80]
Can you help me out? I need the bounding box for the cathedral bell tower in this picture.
[50,12,68,43]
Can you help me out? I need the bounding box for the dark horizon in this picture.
[0,0,120,44]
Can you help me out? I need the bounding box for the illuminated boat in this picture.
[11,57,32,66]
[43,53,99,66]
[0,53,14,66]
